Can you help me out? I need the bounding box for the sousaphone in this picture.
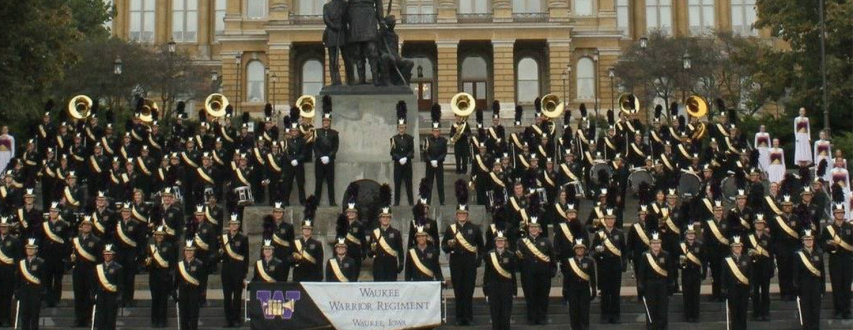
[541,94,564,119]
[204,93,229,118]
[450,92,475,118]
[139,98,158,124]
[618,93,640,115]
[67,95,93,121]
[685,95,708,140]
[296,95,316,119]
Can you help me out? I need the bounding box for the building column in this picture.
[197,0,211,57]
[547,39,572,101]
[270,0,291,21]
[492,40,515,105]
[155,0,169,44]
[268,43,292,108]
[547,0,569,22]
[493,0,511,22]
[225,0,242,32]
[437,0,457,23]
[436,40,459,107]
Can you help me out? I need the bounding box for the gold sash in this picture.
[568,257,590,281]
[775,216,799,239]
[543,172,556,187]
[96,264,118,292]
[38,125,47,138]
[511,133,523,149]
[89,157,102,173]
[222,234,244,261]
[205,209,218,225]
[560,164,579,182]
[651,131,662,143]
[661,155,674,170]
[150,245,169,268]
[450,224,477,253]
[221,127,234,142]
[705,220,729,245]
[136,158,151,175]
[473,155,488,173]
[488,127,499,141]
[148,135,161,149]
[725,257,749,285]
[766,196,782,215]
[272,233,290,247]
[267,154,282,172]
[64,187,78,207]
[181,152,198,168]
[680,243,702,266]
[178,261,200,285]
[120,147,128,160]
[559,223,574,242]
[255,260,275,282]
[161,221,176,236]
[409,249,434,278]
[235,168,251,186]
[116,222,136,247]
[0,246,13,265]
[517,156,530,169]
[555,204,569,221]
[73,237,97,262]
[531,125,543,136]
[17,209,27,229]
[56,136,65,149]
[827,226,853,252]
[645,253,668,277]
[345,232,362,245]
[213,152,224,165]
[663,211,680,234]
[518,209,529,228]
[19,260,40,285]
[294,239,317,264]
[633,223,650,246]
[489,172,505,187]
[748,235,770,257]
[522,238,550,263]
[510,197,521,212]
[489,252,512,279]
[42,222,65,244]
[193,235,210,251]
[196,168,214,185]
[716,123,730,137]
[329,258,349,282]
[630,143,646,157]
[373,228,398,257]
[101,137,114,154]
[253,148,266,165]
[131,206,147,223]
[604,138,616,151]
[678,144,692,160]
[703,199,714,214]
[121,173,129,184]
[598,231,622,256]
[797,251,821,277]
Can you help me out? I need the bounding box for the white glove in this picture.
[399,157,407,165]
[291,160,299,166]
[321,156,330,164]
[430,160,438,168]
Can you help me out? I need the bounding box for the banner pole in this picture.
[244,280,250,322]
[442,283,447,324]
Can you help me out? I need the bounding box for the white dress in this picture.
[0,134,14,173]
[813,139,832,181]
[754,132,770,171]
[794,116,812,164]
[831,167,851,195]
[767,147,786,184]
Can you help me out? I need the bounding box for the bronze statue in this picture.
[323,0,354,85]
[345,0,381,85]
[378,16,413,86]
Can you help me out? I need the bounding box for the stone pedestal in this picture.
[312,92,419,163]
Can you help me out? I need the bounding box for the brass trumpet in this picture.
[67,95,93,121]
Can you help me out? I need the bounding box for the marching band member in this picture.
[483,230,516,330]
[220,215,249,327]
[114,202,144,307]
[562,238,595,330]
[391,103,415,206]
[405,225,443,282]
[424,106,448,205]
[146,226,175,328]
[283,121,307,207]
[93,245,122,330]
[679,224,704,322]
[821,204,853,319]
[326,237,359,282]
[703,200,729,301]
[450,108,471,175]
[263,202,294,281]
[592,209,625,324]
[369,190,404,281]
[39,201,71,307]
[637,232,674,330]
[17,239,46,330]
[71,216,101,327]
[552,199,586,262]
[407,188,439,250]
[177,240,203,330]
[627,205,653,283]
[774,195,804,301]
[794,230,824,330]
[747,214,774,321]
[291,197,323,282]
[441,194,484,326]
[721,236,751,330]
[0,218,21,327]
[517,217,555,325]
[253,240,286,283]
[15,189,41,239]
[794,107,813,167]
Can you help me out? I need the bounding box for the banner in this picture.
[248,282,442,330]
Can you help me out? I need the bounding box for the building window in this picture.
[461,56,488,108]
[246,61,266,102]
[576,57,595,100]
[645,0,672,35]
[517,58,539,104]
[298,0,322,15]
[301,59,324,96]
[129,0,155,42]
[172,0,198,42]
[405,1,436,24]
[247,0,267,18]
[616,0,629,37]
[688,0,714,35]
[574,0,593,16]
[512,0,542,14]
[731,0,757,36]
[459,0,488,14]
[215,0,226,34]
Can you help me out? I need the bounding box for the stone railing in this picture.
[457,13,492,23]
[511,12,548,23]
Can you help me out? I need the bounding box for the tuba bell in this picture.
[296,95,316,119]
[204,93,229,118]
[618,93,641,114]
[67,95,93,121]
[450,92,476,118]
[541,94,564,119]
[685,95,708,141]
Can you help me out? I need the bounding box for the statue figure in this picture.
[345,0,382,85]
[323,0,353,85]
[378,16,413,86]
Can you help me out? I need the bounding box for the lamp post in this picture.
[167,39,176,114]
[819,0,830,135]
[211,70,220,93]
[639,35,648,50]
[113,56,123,111]
[682,52,692,102]
[235,54,242,114]
[593,49,600,119]
[608,68,615,111]
[271,73,277,107]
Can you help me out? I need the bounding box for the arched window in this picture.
[576,57,595,100]
[247,0,267,19]
[301,59,324,96]
[246,61,265,102]
[172,0,198,42]
[461,56,488,103]
[411,57,435,110]
[517,58,539,104]
[129,0,155,42]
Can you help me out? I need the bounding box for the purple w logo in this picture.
[256,290,301,320]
